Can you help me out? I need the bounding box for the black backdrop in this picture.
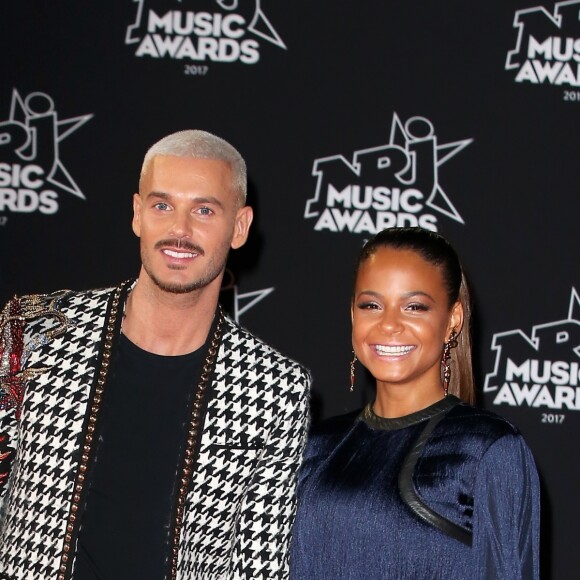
[1,2,578,577]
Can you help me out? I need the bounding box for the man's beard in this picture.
[142,238,230,294]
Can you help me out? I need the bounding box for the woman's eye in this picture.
[406,303,429,312]
[357,301,380,310]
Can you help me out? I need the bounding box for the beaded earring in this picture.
[441,329,458,396]
[350,351,357,392]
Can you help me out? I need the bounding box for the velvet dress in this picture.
[289,396,540,579]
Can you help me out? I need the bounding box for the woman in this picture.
[290,227,539,579]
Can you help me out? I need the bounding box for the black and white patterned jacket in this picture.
[0,283,311,580]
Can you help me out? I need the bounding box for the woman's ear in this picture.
[448,301,464,339]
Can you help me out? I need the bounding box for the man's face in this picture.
[132,155,252,295]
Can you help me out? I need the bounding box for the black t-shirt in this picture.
[73,333,203,580]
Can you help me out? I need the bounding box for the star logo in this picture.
[0,89,93,199]
[304,113,472,233]
[505,1,580,87]
[125,0,286,52]
[220,269,274,322]
[485,288,580,393]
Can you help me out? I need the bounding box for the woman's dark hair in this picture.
[354,227,475,404]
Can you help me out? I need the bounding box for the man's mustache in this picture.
[154,239,205,255]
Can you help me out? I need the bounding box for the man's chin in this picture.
[152,278,204,294]
[158,282,198,294]
[147,270,223,295]
[140,259,226,296]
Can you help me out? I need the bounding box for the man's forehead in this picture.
[140,155,235,201]
[143,155,232,185]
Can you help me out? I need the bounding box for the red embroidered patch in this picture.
[0,298,25,417]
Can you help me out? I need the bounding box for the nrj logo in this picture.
[125,0,286,65]
[0,89,93,216]
[220,269,274,322]
[304,114,472,234]
[484,288,580,411]
[506,0,580,87]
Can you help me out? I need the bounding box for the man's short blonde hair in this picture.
[140,129,247,204]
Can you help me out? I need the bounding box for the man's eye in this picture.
[198,207,213,216]
[154,202,170,211]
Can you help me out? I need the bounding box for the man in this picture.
[0,130,311,579]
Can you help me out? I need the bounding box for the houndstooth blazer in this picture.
[0,282,311,580]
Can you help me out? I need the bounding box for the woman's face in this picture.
[352,247,463,396]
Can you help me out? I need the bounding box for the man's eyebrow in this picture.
[193,196,224,208]
[147,191,170,200]
[146,192,224,209]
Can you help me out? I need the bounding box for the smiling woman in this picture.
[352,246,465,416]
[290,227,540,580]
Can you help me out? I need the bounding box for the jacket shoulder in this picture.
[11,284,117,310]
[222,315,311,382]
[5,285,124,354]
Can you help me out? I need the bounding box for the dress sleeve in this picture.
[230,365,311,580]
[472,432,540,579]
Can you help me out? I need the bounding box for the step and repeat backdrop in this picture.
[0,1,578,576]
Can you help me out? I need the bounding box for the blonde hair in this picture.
[140,129,247,205]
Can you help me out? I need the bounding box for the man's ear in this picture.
[231,205,253,249]
[132,193,142,237]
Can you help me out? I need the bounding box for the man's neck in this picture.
[121,276,219,356]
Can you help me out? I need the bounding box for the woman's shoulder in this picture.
[304,409,362,458]
[311,409,361,434]
[428,400,536,474]
[410,400,538,546]
[443,400,522,441]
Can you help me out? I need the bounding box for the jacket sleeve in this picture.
[230,364,311,580]
[473,432,540,579]
[0,298,24,516]
[0,412,17,516]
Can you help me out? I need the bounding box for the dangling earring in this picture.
[350,351,357,392]
[441,329,458,397]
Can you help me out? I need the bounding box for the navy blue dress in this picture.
[290,396,539,579]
